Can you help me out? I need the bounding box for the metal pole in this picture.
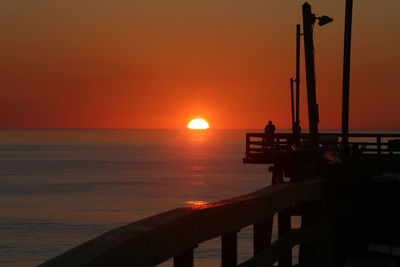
[296,24,301,126]
[291,78,295,131]
[302,2,319,152]
[342,0,353,150]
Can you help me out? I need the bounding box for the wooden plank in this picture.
[222,231,238,267]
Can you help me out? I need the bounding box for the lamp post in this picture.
[302,2,333,154]
[301,3,333,180]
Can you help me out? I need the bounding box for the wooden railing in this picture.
[40,180,328,267]
[245,133,400,162]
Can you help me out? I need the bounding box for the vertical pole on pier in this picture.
[222,231,238,267]
[341,0,353,150]
[302,2,319,153]
[291,78,295,131]
[295,24,301,127]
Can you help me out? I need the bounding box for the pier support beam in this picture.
[222,231,238,267]
[254,218,273,255]
[299,202,326,265]
[174,249,194,267]
[278,209,292,267]
[272,164,284,184]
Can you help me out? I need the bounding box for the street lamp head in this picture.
[317,15,333,26]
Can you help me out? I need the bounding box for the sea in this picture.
[0,129,275,267]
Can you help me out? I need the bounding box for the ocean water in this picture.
[0,129,271,266]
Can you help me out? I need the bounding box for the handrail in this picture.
[245,132,400,159]
[246,133,400,138]
[40,180,326,267]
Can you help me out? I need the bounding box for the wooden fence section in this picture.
[40,180,328,267]
[245,133,400,163]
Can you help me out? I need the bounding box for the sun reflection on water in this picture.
[185,129,211,194]
[185,200,210,209]
[190,181,206,186]
[188,129,210,143]
[185,200,209,205]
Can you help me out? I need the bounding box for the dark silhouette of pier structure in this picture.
[40,2,399,267]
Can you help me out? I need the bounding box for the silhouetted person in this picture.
[264,121,276,148]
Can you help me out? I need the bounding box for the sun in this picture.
[187,119,209,130]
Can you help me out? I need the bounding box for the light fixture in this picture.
[317,15,333,26]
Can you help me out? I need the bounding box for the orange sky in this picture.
[1,0,400,129]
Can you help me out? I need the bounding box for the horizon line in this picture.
[1,127,400,131]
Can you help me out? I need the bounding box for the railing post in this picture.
[222,231,238,267]
[174,249,194,267]
[278,209,292,267]
[254,218,273,255]
[299,202,326,265]
[377,136,381,155]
